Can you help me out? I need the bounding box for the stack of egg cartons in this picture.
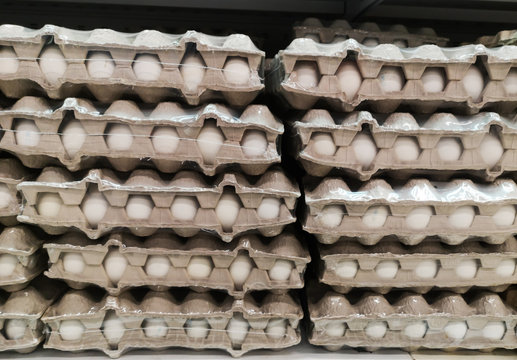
[0,24,309,356]
[271,21,517,352]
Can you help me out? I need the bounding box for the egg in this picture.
[421,67,445,93]
[86,51,115,79]
[406,206,433,230]
[362,38,379,47]
[4,319,26,340]
[265,319,287,339]
[444,321,468,340]
[105,124,133,151]
[62,252,85,275]
[436,137,462,162]
[102,312,126,346]
[61,120,87,157]
[393,136,420,162]
[0,184,13,209]
[151,127,179,154]
[170,196,199,221]
[336,61,362,100]
[144,255,170,278]
[378,66,404,93]
[143,318,168,339]
[81,189,108,227]
[103,250,128,285]
[14,119,40,147]
[268,259,293,281]
[37,192,62,218]
[332,35,348,43]
[393,39,408,48]
[293,61,319,90]
[304,34,320,42]
[403,321,428,339]
[325,321,346,337]
[257,197,282,220]
[375,260,399,279]
[414,260,439,279]
[319,205,344,228]
[462,65,485,102]
[503,68,517,94]
[496,259,515,277]
[59,319,85,341]
[241,130,268,157]
[185,318,210,339]
[362,205,389,229]
[125,195,153,220]
[365,321,388,339]
[0,47,19,74]
[351,133,377,168]
[479,133,504,168]
[455,259,478,279]
[133,54,162,81]
[334,259,358,279]
[186,256,213,279]
[197,122,225,165]
[180,52,206,92]
[448,205,476,229]
[215,192,241,232]
[311,132,336,156]
[223,57,250,85]
[39,46,67,84]
[0,254,17,277]
[493,205,516,227]
[226,314,249,346]
[229,254,253,288]
[482,321,506,340]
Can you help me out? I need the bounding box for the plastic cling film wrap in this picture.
[0,158,31,225]
[42,288,303,357]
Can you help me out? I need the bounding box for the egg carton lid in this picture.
[0,225,42,256]
[478,30,517,48]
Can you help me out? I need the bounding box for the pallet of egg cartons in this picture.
[292,110,513,180]
[0,158,31,225]
[293,18,449,47]
[0,96,283,175]
[269,38,517,113]
[42,288,303,357]
[0,24,263,106]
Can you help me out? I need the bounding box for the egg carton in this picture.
[42,288,303,358]
[293,110,517,180]
[44,229,310,297]
[304,177,517,245]
[318,236,517,294]
[0,97,283,175]
[308,286,517,351]
[478,30,517,48]
[0,24,264,106]
[270,37,517,113]
[0,157,31,225]
[17,167,300,241]
[293,18,449,46]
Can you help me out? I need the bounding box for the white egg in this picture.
[336,61,362,100]
[455,259,478,279]
[39,46,67,84]
[103,250,128,285]
[257,197,282,220]
[436,137,463,162]
[144,255,170,278]
[226,314,249,346]
[223,57,251,85]
[0,47,19,74]
[448,205,476,229]
[4,319,27,340]
[0,254,17,277]
[304,34,320,42]
[186,256,213,279]
[197,122,225,165]
[405,206,433,230]
[125,195,153,220]
[37,192,62,218]
[479,133,504,168]
[0,184,12,209]
[62,252,86,275]
[265,318,287,339]
[185,318,210,339]
[393,136,420,162]
[393,39,408,48]
[351,133,377,168]
[493,205,516,227]
[81,189,109,227]
[170,196,198,221]
[215,192,241,232]
[414,260,439,279]
[378,66,404,93]
[421,67,445,93]
[496,259,515,277]
[332,36,348,43]
[143,318,168,339]
[311,132,336,156]
[268,259,293,281]
[105,124,133,151]
[59,319,85,341]
[362,205,389,229]
[444,321,468,340]
[334,260,358,279]
[363,38,379,47]
[151,127,179,154]
[102,312,126,346]
[133,54,162,81]
[293,61,319,90]
[229,254,253,288]
[503,68,517,94]
[180,52,206,92]
[365,321,388,339]
[14,119,40,147]
[61,120,87,158]
[241,130,268,157]
[86,51,115,79]
[482,321,506,340]
[319,205,344,228]
[403,321,428,339]
[462,65,485,102]
[325,321,346,337]
[375,260,399,279]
